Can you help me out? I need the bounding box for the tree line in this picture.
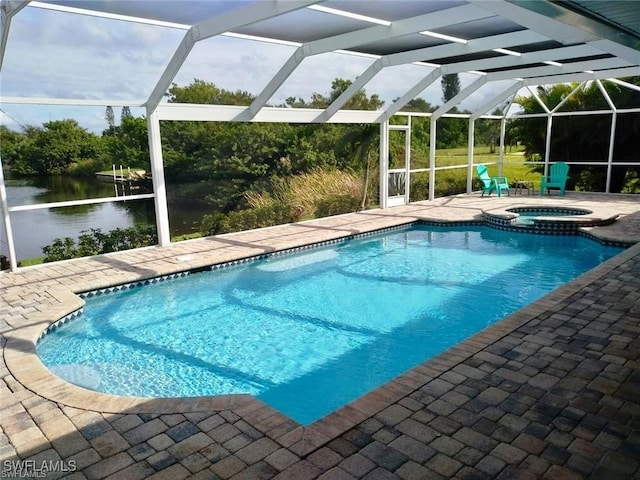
[0,76,499,206]
[1,76,638,209]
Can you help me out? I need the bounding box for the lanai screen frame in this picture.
[379,77,640,207]
[1,0,640,272]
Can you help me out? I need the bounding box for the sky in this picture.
[0,2,523,134]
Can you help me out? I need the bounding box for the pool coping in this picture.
[4,194,640,458]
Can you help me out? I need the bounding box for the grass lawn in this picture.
[408,144,540,185]
[19,257,44,267]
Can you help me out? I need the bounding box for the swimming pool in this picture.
[37,224,623,425]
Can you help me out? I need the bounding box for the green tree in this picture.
[161,79,265,210]
[476,108,503,153]
[0,126,26,167]
[158,78,387,229]
[436,116,468,149]
[105,106,115,129]
[204,122,295,211]
[326,78,383,110]
[166,79,255,105]
[161,81,293,211]
[441,74,460,103]
[12,120,104,175]
[103,116,150,169]
[161,78,384,213]
[399,98,435,113]
[512,78,640,192]
[286,78,383,110]
[435,75,466,149]
[121,106,132,121]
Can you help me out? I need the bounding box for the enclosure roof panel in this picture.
[1,0,638,124]
[35,0,247,26]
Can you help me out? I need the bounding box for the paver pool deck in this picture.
[1,192,639,480]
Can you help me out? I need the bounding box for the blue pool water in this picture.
[37,225,623,425]
[512,208,589,225]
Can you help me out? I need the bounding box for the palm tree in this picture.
[513,79,640,192]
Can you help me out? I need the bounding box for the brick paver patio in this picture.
[1,193,639,479]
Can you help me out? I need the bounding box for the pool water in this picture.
[510,207,590,225]
[37,225,623,425]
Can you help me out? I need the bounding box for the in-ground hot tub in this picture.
[508,206,592,225]
[482,205,619,233]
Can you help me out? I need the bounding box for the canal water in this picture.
[1,172,208,261]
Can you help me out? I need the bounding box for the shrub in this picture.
[409,172,429,202]
[200,213,229,236]
[574,167,604,192]
[622,169,640,194]
[315,194,360,217]
[410,169,485,200]
[67,158,111,176]
[42,237,77,262]
[1,255,13,270]
[435,174,467,197]
[42,225,157,262]
[200,202,301,236]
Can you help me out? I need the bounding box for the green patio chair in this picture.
[476,165,510,197]
[540,162,569,196]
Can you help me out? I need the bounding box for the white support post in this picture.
[544,115,553,177]
[606,112,617,193]
[0,153,17,271]
[596,79,618,194]
[379,121,389,209]
[429,119,437,201]
[146,110,171,246]
[467,119,475,193]
[405,116,411,204]
[499,117,506,177]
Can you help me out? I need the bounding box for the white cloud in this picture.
[2,7,183,101]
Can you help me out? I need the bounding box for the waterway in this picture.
[1,172,208,261]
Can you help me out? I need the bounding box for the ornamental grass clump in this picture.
[202,168,363,236]
[277,167,362,218]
